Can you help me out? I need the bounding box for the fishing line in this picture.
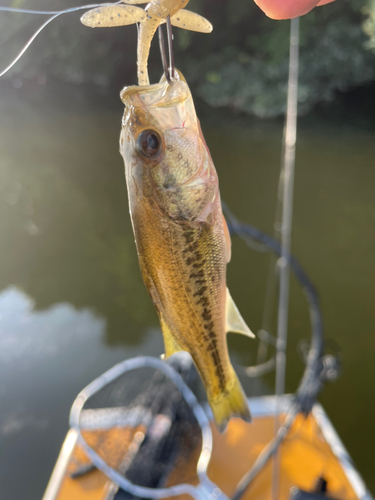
[245,8,302,382]
[226,219,323,381]
[253,135,286,369]
[272,17,300,500]
[231,402,300,500]
[225,182,281,370]
[256,262,279,365]
[223,202,277,375]
[0,1,123,78]
[0,2,122,16]
[229,213,333,498]
[230,16,333,499]
[0,7,69,14]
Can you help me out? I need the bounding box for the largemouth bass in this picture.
[120,71,254,431]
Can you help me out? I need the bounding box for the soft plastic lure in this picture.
[81,0,212,85]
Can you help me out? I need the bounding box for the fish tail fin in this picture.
[209,371,251,433]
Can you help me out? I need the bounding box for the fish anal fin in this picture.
[171,10,213,33]
[160,316,184,358]
[223,214,232,262]
[225,288,255,339]
[209,370,251,432]
[81,5,145,28]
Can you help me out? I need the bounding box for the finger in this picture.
[253,0,321,19]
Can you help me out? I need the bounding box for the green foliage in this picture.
[362,0,375,51]
[191,0,375,117]
[1,0,375,117]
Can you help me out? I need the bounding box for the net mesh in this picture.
[77,365,202,489]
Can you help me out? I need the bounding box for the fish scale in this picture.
[151,210,229,394]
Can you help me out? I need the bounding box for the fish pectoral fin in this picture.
[225,288,255,339]
[81,5,145,28]
[160,317,184,358]
[171,10,213,33]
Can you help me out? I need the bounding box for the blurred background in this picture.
[0,0,374,499]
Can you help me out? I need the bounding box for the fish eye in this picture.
[136,129,163,160]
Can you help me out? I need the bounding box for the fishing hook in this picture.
[158,25,171,84]
[166,15,175,80]
[158,16,175,84]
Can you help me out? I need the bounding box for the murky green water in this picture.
[0,81,374,499]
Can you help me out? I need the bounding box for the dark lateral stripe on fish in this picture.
[179,228,227,390]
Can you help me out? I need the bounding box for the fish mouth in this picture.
[120,70,200,135]
[120,69,189,109]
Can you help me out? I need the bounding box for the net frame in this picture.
[69,356,229,500]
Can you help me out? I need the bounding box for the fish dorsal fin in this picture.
[171,10,213,33]
[225,288,255,338]
[222,214,232,263]
[81,5,145,28]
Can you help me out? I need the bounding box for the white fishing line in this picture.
[0,1,122,78]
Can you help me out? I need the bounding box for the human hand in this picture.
[253,0,336,19]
